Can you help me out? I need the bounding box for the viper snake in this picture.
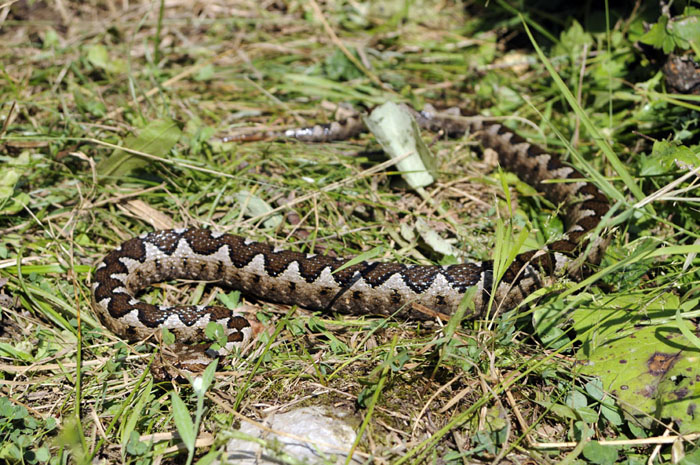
[92,104,610,356]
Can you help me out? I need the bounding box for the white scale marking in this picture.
[110,273,128,284]
[276,260,304,283]
[512,142,531,156]
[241,253,267,275]
[122,309,147,329]
[119,256,144,272]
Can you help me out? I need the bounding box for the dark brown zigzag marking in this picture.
[93,104,610,347]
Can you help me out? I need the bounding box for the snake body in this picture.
[92,105,610,353]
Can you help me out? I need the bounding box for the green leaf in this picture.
[323,48,363,81]
[42,28,59,49]
[86,44,109,69]
[566,389,587,409]
[162,328,175,345]
[554,20,593,58]
[97,118,182,179]
[491,217,530,296]
[582,440,619,465]
[639,140,697,176]
[365,101,436,190]
[585,379,623,425]
[205,322,227,347]
[86,44,127,74]
[0,398,13,417]
[579,321,700,432]
[679,446,700,465]
[670,15,700,47]
[0,167,21,202]
[0,442,22,460]
[484,405,507,431]
[194,64,215,82]
[357,385,375,408]
[197,360,217,396]
[571,291,679,351]
[0,341,34,361]
[0,191,29,215]
[231,190,282,230]
[533,302,571,350]
[33,446,50,462]
[415,218,459,257]
[639,13,700,54]
[562,384,597,423]
[125,430,149,456]
[0,152,31,214]
[676,308,700,351]
[639,16,671,51]
[216,290,240,309]
[534,399,584,422]
[170,391,195,453]
[73,89,106,117]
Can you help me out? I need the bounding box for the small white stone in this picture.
[222,406,362,465]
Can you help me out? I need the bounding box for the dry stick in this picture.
[0,0,22,11]
[445,185,493,210]
[0,100,16,137]
[306,0,394,94]
[499,371,535,447]
[635,161,700,210]
[648,421,676,465]
[495,377,554,463]
[534,432,700,450]
[411,374,462,434]
[142,433,215,456]
[0,256,43,269]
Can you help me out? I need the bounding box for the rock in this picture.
[222,406,363,465]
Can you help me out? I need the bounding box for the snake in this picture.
[92,104,610,356]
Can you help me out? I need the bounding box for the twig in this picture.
[534,431,700,449]
[648,421,675,465]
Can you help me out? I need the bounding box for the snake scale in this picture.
[92,104,610,355]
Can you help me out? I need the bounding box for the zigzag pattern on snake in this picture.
[92,104,610,354]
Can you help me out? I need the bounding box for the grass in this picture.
[1,1,700,464]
